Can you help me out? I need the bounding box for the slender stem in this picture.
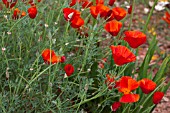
[128,0,136,30]
[143,0,159,33]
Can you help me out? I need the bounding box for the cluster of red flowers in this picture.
[105,75,164,111]
[2,0,39,19]
[41,49,74,77]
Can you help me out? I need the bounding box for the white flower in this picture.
[144,8,149,14]
[155,1,169,11]
[65,43,69,45]
[2,47,6,51]
[45,24,49,28]
[4,15,7,20]
[7,31,11,35]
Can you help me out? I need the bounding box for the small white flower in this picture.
[45,24,49,28]
[87,68,91,72]
[7,31,11,35]
[54,22,58,25]
[52,39,56,44]
[65,43,69,46]
[144,8,149,14]
[81,9,84,11]
[149,1,154,7]
[30,68,34,71]
[4,15,7,19]
[64,73,68,78]
[2,47,6,51]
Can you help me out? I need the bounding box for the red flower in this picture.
[112,7,127,21]
[153,91,164,104]
[128,5,132,14]
[63,8,84,28]
[70,0,77,7]
[96,0,104,4]
[63,8,81,21]
[64,64,74,76]
[2,0,17,8]
[104,20,122,36]
[124,30,147,48]
[108,0,116,6]
[12,8,26,19]
[81,0,93,8]
[90,4,110,19]
[41,49,61,64]
[60,56,66,63]
[105,74,114,89]
[111,102,121,112]
[28,6,37,19]
[12,8,20,19]
[120,94,140,103]
[162,11,170,25]
[116,76,139,94]
[110,45,136,66]
[70,16,84,28]
[139,78,157,94]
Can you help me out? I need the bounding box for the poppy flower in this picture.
[124,30,147,48]
[105,10,114,21]
[64,64,74,76]
[90,4,110,19]
[153,91,164,104]
[81,0,93,8]
[111,102,121,112]
[60,56,66,63]
[63,8,81,21]
[105,74,114,89]
[162,11,170,25]
[2,0,17,8]
[110,45,136,66]
[139,78,157,94]
[12,8,26,19]
[120,94,140,103]
[70,16,84,28]
[28,6,37,19]
[108,0,116,6]
[12,8,20,19]
[104,20,122,36]
[96,0,104,4]
[128,5,132,14]
[41,49,61,64]
[70,0,77,7]
[112,7,127,21]
[116,76,139,94]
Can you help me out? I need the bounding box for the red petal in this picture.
[153,91,164,104]
[120,94,140,103]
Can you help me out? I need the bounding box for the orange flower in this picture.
[12,8,26,19]
[64,64,74,76]
[28,6,37,19]
[108,0,116,6]
[111,102,121,112]
[153,91,164,104]
[124,30,147,48]
[12,8,20,19]
[41,49,61,64]
[2,0,17,8]
[90,4,110,19]
[116,76,139,94]
[139,78,157,94]
[162,11,170,25]
[104,20,122,36]
[112,7,127,21]
[110,45,136,66]
[120,94,140,103]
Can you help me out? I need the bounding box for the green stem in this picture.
[143,0,159,33]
